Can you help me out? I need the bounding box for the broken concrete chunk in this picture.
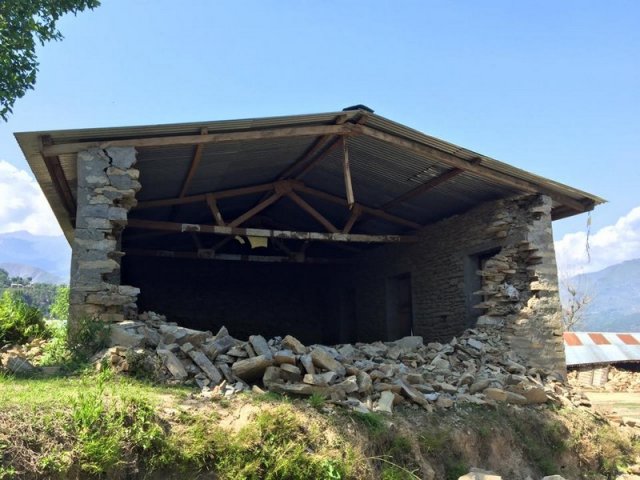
[281,335,306,354]
[249,335,273,359]
[232,354,273,382]
[187,350,223,385]
[157,349,188,381]
[274,349,296,365]
[310,348,346,376]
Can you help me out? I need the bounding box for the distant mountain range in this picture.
[0,231,70,283]
[562,258,640,332]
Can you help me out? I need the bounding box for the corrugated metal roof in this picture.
[564,332,640,366]
[14,109,605,244]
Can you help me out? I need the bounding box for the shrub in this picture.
[49,285,69,321]
[0,290,47,345]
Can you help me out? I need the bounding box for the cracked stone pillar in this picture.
[69,147,141,339]
[476,194,566,376]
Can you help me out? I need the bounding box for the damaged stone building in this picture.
[15,108,603,375]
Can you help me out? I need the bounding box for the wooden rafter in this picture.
[342,204,362,234]
[135,182,275,210]
[381,168,464,210]
[287,191,338,233]
[126,248,352,264]
[342,137,355,208]
[205,194,226,226]
[275,113,349,180]
[355,125,590,212]
[126,218,417,243]
[228,192,283,228]
[40,136,76,218]
[42,124,356,157]
[294,184,420,230]
[178,127,208,198]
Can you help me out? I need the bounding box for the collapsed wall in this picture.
[69,147,141,335]
[352,194,565,374]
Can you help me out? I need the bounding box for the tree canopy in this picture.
[0,0,100,120]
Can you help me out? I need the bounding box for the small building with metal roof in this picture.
[15,107,604,374]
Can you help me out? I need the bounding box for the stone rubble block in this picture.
[85,310,585,413]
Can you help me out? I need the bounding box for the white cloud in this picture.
[555,205,640,277]
[0,160,62,236]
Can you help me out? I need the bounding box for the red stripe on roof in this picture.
[589,333,609,345]
[617,334,640,345]
[564,332,582,346]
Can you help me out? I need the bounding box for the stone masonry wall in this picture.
[351,194,566,374]
[69,147,141,335]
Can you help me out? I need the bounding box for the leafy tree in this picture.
[0,0,100,120]
[0,268,9,289]
[50,285,70,321]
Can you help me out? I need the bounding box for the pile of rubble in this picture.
[98,311,590,413]
[568,366,640,393]
[0,339,47,375]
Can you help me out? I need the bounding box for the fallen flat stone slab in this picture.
[109,325,144,348]
[483,387,507,402]
[393,336,423,351]
[304,371,338,386]
[399,379,430,408]
[282,335,306,354]
[232,354,273,382]
[249,335,273,359]
[470,379,491,394]
[375,390,395,414]
[311,348,346,376]
[157,349,188,381]
[202,335,236,360]
[300,354,316,374]
[187,350,223,385]
[274,350,296,365]
[269,382,329,396]
[280,364,303,383]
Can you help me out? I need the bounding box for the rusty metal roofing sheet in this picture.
[14,109,605,244]
[564,332,640,366]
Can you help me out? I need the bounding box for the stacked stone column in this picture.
[69,147,141,336]
[475,195,566,376]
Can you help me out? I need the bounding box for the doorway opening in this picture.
[386,273,413,340]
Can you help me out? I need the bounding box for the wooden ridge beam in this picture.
[381,168,463,210]
[126,248,352,264]
[356,125,589,213]
[126,218,417,243]
[42,124,355,157]
[294,184,421,230]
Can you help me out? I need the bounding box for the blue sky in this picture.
[0,1,638,275]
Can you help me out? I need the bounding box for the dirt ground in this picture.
[585,391,640,422]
